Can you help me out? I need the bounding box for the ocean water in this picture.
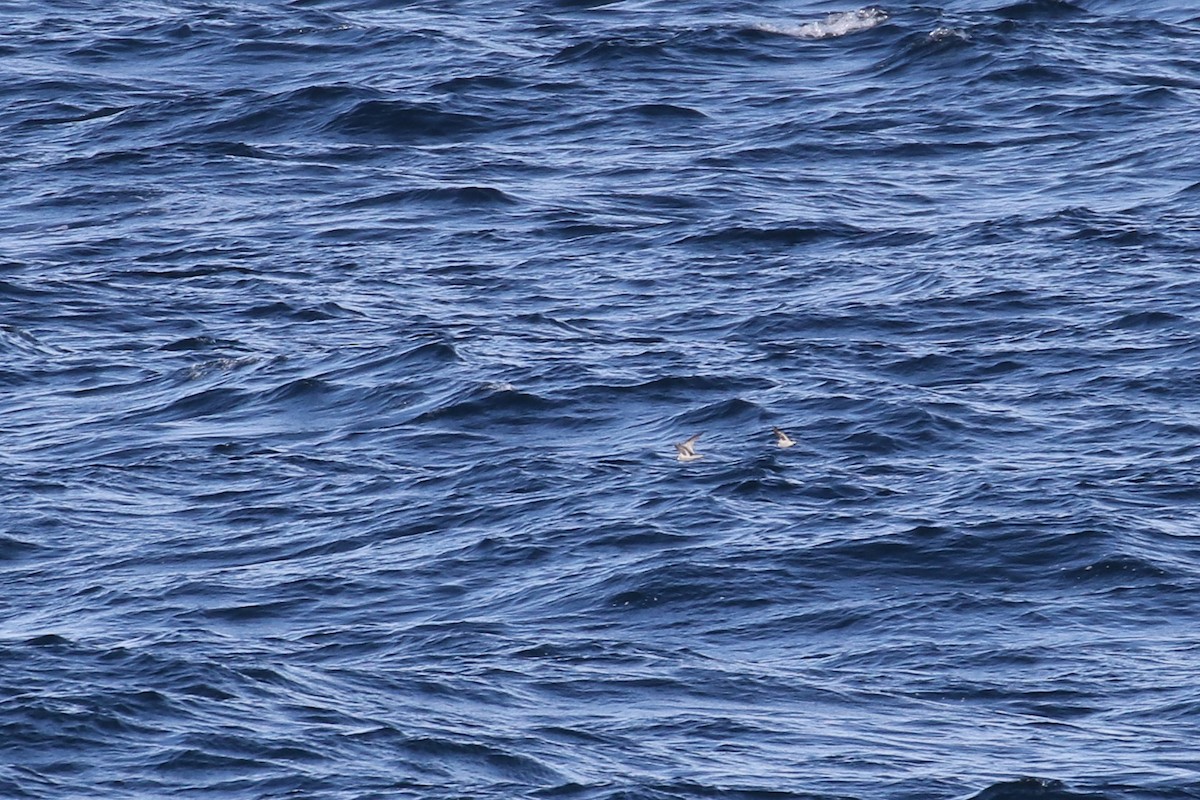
[2,1,1199,798]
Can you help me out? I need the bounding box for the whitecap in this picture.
[758,6,889,40]
[927,26,969,43]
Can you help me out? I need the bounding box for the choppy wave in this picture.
[758,6,891,39]
[2,1,1199,799]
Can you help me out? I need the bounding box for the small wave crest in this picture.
[970,778,1110,800]
[327,100,494,142]
[758,6,889,40]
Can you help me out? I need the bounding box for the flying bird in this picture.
[675,433,703,462]
[772,427,795,448]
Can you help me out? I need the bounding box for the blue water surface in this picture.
[2,1,1199,798]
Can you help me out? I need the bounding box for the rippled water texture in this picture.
[2,1,1199,798]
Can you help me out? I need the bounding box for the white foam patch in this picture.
[758,7,889,40]
[927,26,970,43]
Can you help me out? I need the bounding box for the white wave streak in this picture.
[759,7,888,40]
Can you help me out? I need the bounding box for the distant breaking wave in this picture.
[758,6,889,39]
